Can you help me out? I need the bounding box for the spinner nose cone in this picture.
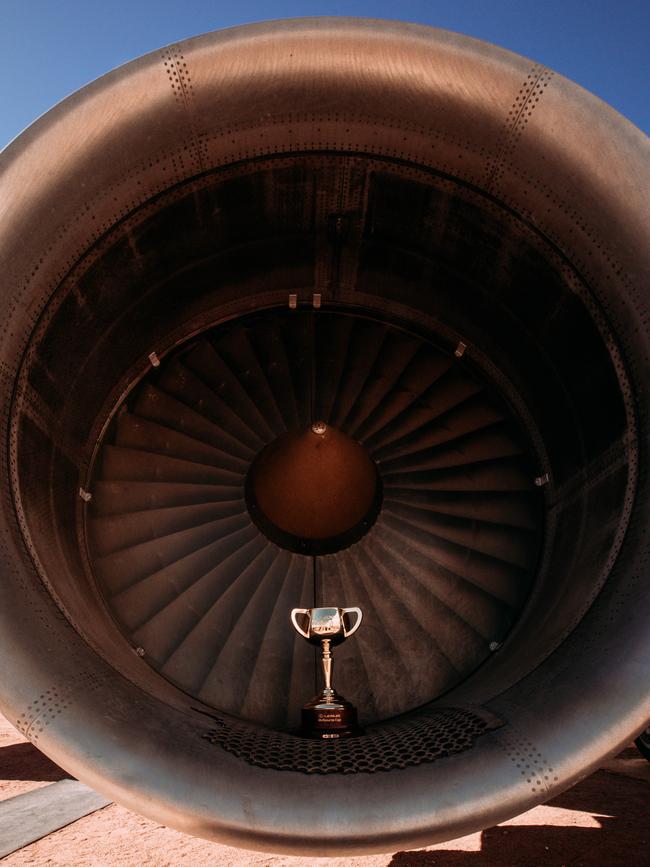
[247,422,381,548]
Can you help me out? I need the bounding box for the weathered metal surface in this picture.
[0,18,648,856]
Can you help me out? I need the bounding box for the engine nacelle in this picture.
[0,19,648,855]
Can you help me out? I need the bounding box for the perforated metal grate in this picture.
[201,706,500,774]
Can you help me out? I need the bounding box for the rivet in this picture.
[148,351,161,368]
[534,473,550,487]
[311,421,327,435]
[288,293,298,309]
[454,341,467,358]
[78,488,92,502]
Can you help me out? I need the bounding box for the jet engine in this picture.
[0,18,648,855]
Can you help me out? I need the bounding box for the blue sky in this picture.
[1,0,648,149]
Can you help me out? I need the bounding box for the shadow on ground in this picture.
[0,742,68,783]
[390,770,650,867]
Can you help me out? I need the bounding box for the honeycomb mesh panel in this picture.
[201,706,500,774]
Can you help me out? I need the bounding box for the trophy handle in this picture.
[341,607,363,638]
[290,608,311,639]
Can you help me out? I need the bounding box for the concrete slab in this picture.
[0,777,111,858]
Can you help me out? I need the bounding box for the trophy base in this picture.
[299,690,362,739]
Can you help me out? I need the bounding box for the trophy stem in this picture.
[320,638,333,693]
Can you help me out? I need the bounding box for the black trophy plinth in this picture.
[300,689,361,739]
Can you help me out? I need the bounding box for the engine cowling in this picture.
[0,18,648,855]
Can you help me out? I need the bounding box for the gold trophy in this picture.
[290,606,363,739]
